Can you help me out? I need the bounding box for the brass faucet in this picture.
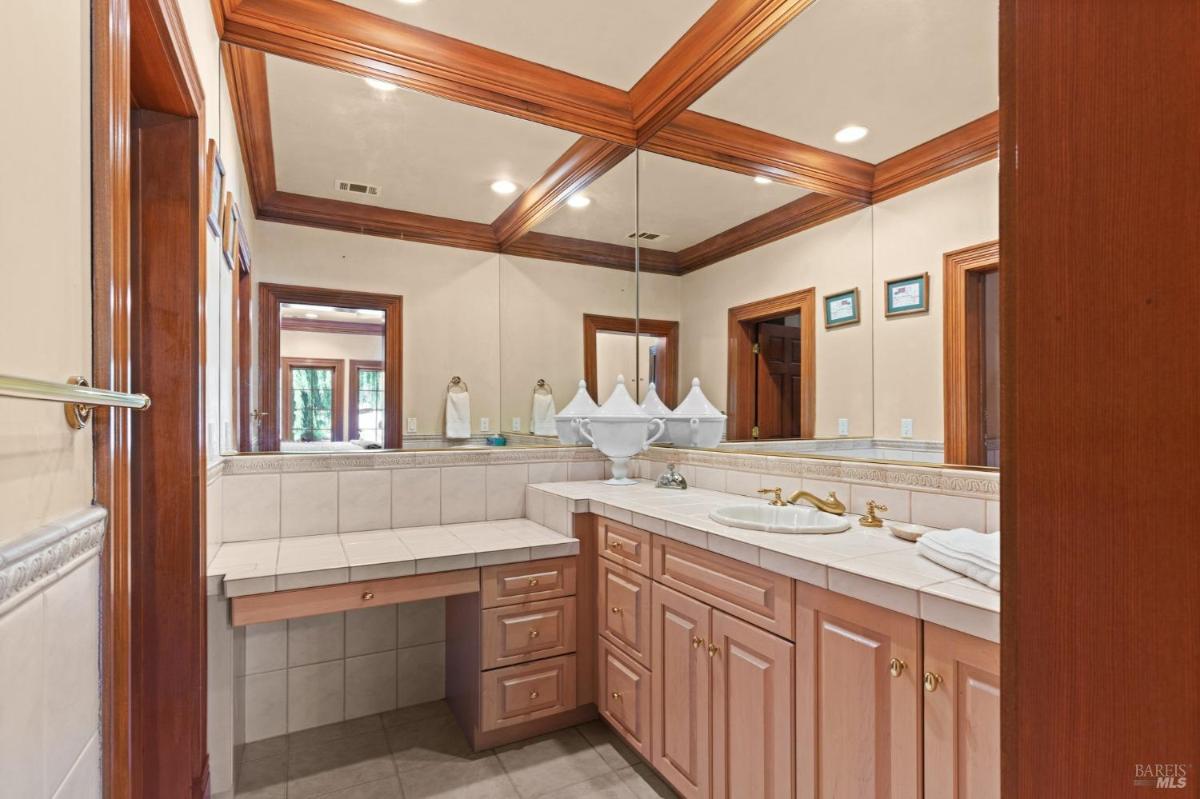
[787,490,846,515]
[757,487,787,506]
[859,500,889,527]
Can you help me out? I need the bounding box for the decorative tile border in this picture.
[221,444,605,475]
[207,458,225,485]
[0,506,107,617]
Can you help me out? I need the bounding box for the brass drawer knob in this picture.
[924,672,943,692]
[529,690,539,700]
[691,636,705,649]
[889,657,906,678]
[611,606,623,614]
[528,629,540,639]
[609,540,623,550]
[528,577,539,587]
[611,691,622,700]
[707,644,720,658]
[362,591,375,601]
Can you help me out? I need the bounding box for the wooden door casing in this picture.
[652,582,712,799]
[711,611,795,799]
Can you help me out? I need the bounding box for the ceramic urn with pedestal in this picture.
[666,378,727,449]
[577,375,666,485]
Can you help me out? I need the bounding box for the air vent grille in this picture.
[335,179,380,197]
[627,232,663,241]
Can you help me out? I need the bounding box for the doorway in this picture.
[943,240,1000,465]
[727,289,816,440]
[582,314,680,405]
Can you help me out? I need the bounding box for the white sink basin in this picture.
[709,504,851,535]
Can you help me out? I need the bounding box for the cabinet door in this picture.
[923,623,1000,799]
[598,636,652,758]
[711,611,794,799]
[652,582,712,799]
[795,583,922,799]
[598,558,651,667]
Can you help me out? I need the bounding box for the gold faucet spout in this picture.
[787,490,846,515]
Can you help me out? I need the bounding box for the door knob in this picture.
[528,577,539,587]
[529,690,539,700]
[611,691,622,700]
[707,643,720,658]
[611,606,623,614]
[361,591,375,601]
[924,672,943,692]
[691,636,705,649]
[889,657,906,677]
[528,629,540,639]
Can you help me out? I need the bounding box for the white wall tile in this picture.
[910,492,988,531]
[244,621,288,675]
[440,466,486,524]
[569,461,604,482]
[849,485,912,523]
[207,596,236,798]
[391,467,441,528]
[692,466,726,492]
[346,605,398,657]
[0,597,45,799]
[396,598,445,648]
[280,472,339,537]
[287,661,345,733]
[638,460,668,482]
[223,474,281,542]
[542,494,571,536]
[345,652,398,719]
[486,464,528,520]
[525,487,545,525]
[725,470,762,497]
[396,643,445,707]
[242,670,287,742]
[206,474,224,566]
[287,612,345,666]
[42,559,99,793]
[986,500,1001,533]
[50,732,99,799]
[528,462,569,484]
[338,470,392,533]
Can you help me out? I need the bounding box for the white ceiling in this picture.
[691,0,999,162]
[267,54,579,223]
[337,0,712,90]
[533,153,637,245]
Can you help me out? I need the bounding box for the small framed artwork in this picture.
[885,272,930,317]
[205,140,225,237]
[221,192,240,269]
[823,288,860,328]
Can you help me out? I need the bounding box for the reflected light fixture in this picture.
[834,124,869,143]
[567,194,591,209]
[304,313,319,319]
[364,77,398,92]
[490,179,517,195]
[754,176,772,185]
[395,0,424,4]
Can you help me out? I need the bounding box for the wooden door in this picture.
[756,322,802,439]
[711,611,794,799]
[795,584,922,799]
[923,624,1000,799]
[652,582,712,799]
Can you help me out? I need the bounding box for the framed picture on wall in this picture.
[221,192,240,269]
[885,272,930,317]
[205,140,225,237]
[823,288,860,328]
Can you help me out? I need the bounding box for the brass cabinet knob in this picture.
[362,591,375,601]
[707,644,720,658]
[528,629,540,639]
[528,577,539,587]
[611,606,623,614]
[529,690,539,700]
[609,541,623,550]
[611,691,622,700]
[924,672,943,692]
[691,636,705,649]
[889,657,906,678]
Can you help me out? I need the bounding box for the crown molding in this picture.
[504,231,681,276]
[872,111,999,203]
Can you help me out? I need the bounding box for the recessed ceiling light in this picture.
[566,194,591,209]
[834,125,869,144]
[304,313,319,319]
[490,180,517,195]
[364,77,398,92]
[754,176,772,185]
[395,0,424,4]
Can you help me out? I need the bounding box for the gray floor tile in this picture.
[287,731,398,799]
[576,720,640,771]
[387,713,490,774]
[495,729,612,798]
[241,735,288,764]
[381,699,454,728]
[290,714,385,753]
[542,771,636,798]
[615,764,678,799]
[312,776,404,799]
[399,754,520,799]
[235,754,287,799]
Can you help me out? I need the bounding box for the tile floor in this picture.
[234,700,677,799]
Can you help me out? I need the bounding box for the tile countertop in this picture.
[529,480,1000,643]
[207,518,579,599]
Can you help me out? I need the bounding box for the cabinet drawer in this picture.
[481,597,577,670]
[598,637,652,758]
[598,558,651,668]
[480,654,577,731]
[598,518,652,575]
[652,536,794,640]
[481,557,577,608]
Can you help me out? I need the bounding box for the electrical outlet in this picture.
[837,418,849,436]
[512,417,521,432]
[406,417,417,433]
[480,417,490,433]
[900,418,914,438]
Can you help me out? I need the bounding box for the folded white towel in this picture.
[445,391,471,439]
[916,528,1000,591]
[531,392,557,436]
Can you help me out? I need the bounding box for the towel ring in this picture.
[448,376,469,393]
[534,379,553,395]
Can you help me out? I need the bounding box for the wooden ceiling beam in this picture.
[871,111,999,202]
[221,43,277,209]
[504,232,681,276]
[643,110,875,202]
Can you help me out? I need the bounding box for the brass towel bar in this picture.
[0,374,151,430]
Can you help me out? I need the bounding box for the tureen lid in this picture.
[591,375,650,419]
[670,378,725,419]
[639,383,672,418]
[555,379,600,419]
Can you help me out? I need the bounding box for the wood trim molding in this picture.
[726,288,816,440]
[280,317,385,336]
[943,240,1000,465]
[218,0,635,143]
[493,138,633,248]
[221,43,276,208]
[504,232,680,276]
[644,111,874,202]
[582,314,681,405]
[678,194,865,273]
[258,282,403,450]
[630,0,818,142]
[872,111,999,203]
[281,356,345,442]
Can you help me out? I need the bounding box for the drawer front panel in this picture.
[481,596,577,669]
[598,558,651,667]
[598,518,652,575]
[481,556,577,608]
[480,654,578,731]
[653,536,794,640]
[598,637,652,758]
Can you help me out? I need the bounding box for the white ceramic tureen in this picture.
[578,375,666,485]
[666,378,727,448]
[554,379,600,445]
[639,382,673,422]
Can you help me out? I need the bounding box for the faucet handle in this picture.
[860,499,889,527]
[757,487,785,506]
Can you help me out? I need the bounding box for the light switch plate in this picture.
[512,417,521,432]
[837,418,849,436]
[480,417,490,433]
[900,418,914,438]
[407,417,417,433]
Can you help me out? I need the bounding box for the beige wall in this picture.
[0,1,92,541]
[280,329,385,439]
[594,332,659,402]
[676,208,875,438]
[871,161,999,441]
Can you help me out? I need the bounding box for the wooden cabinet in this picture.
[598,636,652,758]
[598,517,653,575]
[923,623,1001,799]
[794,582,922,799]
[481,557,577,607]
[598,557,651,667]
[481,596,576,669]
[481,654,577,731]
[652,582,712,799]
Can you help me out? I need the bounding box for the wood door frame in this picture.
[582,314,680,405]
[349,359,384,441]
[258,282,403,450]
[942,240,1000,465]
[280,357,345,443]
[727,288,816,440]
[233,228,253,451]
